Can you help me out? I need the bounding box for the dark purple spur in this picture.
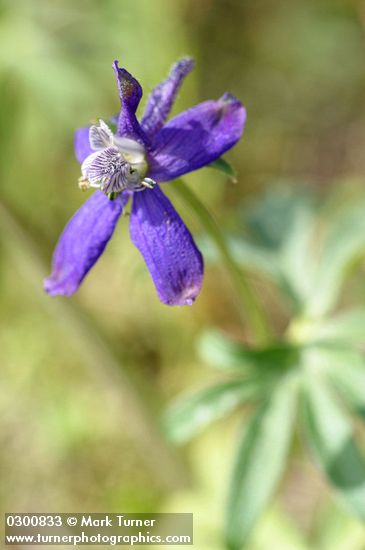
[44,58,246,306]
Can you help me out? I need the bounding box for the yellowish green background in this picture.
[1,0,365,548]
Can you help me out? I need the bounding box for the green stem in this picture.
[172,180,272,344]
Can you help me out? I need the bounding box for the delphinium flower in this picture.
[44,58,246,305]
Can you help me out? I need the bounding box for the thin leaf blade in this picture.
[225,376,297,550]
[314,346,365,420]
[302,375,365,521]
[306,200,365,316]
[199,329,299,373]
[163,380,261,444]
[208,157,237,181]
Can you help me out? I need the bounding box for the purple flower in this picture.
[44,58,246,306]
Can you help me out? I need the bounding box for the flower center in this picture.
[79,120,156,197]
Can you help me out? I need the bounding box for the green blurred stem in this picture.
[172,180,272,344]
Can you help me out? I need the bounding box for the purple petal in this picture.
[112,60,147,145]
[74,127,92,164]
[141,57,194,139]
[44,191,129,296]
[130,186,203,306]
[147,94,246,182]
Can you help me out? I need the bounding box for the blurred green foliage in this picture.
[169,187,365,547]
[2,1,365,549]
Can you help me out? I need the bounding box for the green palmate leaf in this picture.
[199,329,299,373]
[225,375,298,550]
[301,375,365,521]
[305,199,365,317]
[208,157,237,181]
[163,380,261,444]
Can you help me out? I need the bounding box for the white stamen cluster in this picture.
[79,120,156,195]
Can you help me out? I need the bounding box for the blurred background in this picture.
[1,0,365,548]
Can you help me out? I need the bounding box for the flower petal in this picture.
[148,94,246,182]
[141,57,194,139]
[81,147,120,184]
[129,186,203,306]
[74,126,92,164]
[113,60,147,144]
[89,120,114,150]
[44,191,129,296]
